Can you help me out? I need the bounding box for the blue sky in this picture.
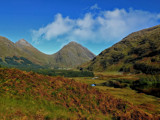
[0,0,160,55]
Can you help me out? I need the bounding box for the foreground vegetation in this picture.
[0,68,160,119]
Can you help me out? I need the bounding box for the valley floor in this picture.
[72,72,160,115]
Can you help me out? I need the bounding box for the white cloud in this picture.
[32,8,160,44]
[32,14,74,43]
[90,4,101,10]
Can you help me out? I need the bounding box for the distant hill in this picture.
[0,37,95,69]
[82,25,160,74]
[52,41,95,68]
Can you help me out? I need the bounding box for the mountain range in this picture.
[82,25,160,74]
[1,24,160,73]
[0,37,95,69]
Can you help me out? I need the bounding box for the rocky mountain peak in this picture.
[16,39,32,47]
[68,41,78,45]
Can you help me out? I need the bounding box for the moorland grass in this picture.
[0,95,76,120]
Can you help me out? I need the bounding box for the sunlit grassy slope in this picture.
[82,25,160,74]
[0,68,159,119]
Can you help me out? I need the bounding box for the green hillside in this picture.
[82,25,160,74]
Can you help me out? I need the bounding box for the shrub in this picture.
[97,79,129,88]
[133,63,160,74]
[0,58,3,62]
[131,75,160,97]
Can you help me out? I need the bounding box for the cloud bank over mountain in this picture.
[32,8,160,44]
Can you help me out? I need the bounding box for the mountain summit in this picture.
[52,41,95,68]
[16,39,32,47]
[15,39,51,65]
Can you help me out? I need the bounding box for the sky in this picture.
[0,0,160,55]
